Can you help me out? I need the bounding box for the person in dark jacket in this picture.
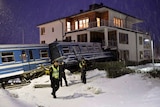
[59,61,68,87]
[49,60,60,98]
[79,58,87,84]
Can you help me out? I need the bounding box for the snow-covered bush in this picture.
[94,61,134,78]
[148,69,160,78]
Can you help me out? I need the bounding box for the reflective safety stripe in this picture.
[51,65,59,79]
[79,63,82,68]
[79,60,86,68]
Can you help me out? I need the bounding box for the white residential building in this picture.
[37,3,152,63]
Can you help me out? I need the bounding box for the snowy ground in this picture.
[1,64,160,107]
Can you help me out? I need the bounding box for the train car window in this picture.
[29,50,33,59]
[80,45,88,53]
[94,44,102,52]
[21,50,27,60]
[72,45,80,54]
[87,45,94,52]
[40,50,48,58]
[1,52,15,63]
[62,46,70,54]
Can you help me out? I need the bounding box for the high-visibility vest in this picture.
[79,60,86,68]
[51,65,59,79]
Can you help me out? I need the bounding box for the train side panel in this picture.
[0,44,51,82]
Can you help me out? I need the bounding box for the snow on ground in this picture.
[128,63,160,72]
[1,64,160,107]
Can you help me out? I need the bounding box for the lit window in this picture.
[79,20,83,29]
[114,17,123,27]
[78,18,89,29]
[67,22,71,32]
[96,18,100,27]
[75,21,78,30]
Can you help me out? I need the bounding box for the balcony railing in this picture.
[88,20,145,33]
[108,40,117,47]
[67,19,146,33]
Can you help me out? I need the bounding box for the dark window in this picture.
[29,50,33,59]
[52,27,54,32]
[66,36,71,42]
[139,37,142,45]
[77,34,87,42]
[80,45,88,53]
[62,46,70,54]
[40,50,48,58]
[41,27,45,35]
[119,50,129,61]
[119,33,128,44]
[2,52,15,63]
[41,41,46,44]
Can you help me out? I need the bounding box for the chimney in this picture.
[80,9,83,13]
[89,3,104,10]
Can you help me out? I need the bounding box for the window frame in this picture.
[1,51,15,63]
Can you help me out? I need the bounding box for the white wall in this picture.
[38,19,66,44]
[117,30,137,61]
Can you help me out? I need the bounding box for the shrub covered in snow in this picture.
[94,61,134,78]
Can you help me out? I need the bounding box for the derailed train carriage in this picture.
[49,41,114,71]
[0,44,51,84]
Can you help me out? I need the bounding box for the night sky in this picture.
[0,0,160,46]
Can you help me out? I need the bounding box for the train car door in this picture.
[21,50,33,71]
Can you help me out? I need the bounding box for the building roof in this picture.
[37,3,143,27]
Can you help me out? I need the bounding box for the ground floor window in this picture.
[139,51,143,59]
[77,34,87,42]
[119,33,128,44]
[41,40,45,44]
[90,32,104,43]
[65,36,72,42]
[119,50,129,61]
[108,31,117,47]
[144,50,151,59]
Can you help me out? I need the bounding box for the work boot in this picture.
[53,94,57,98]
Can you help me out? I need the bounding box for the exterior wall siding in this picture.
[38,19,66,44]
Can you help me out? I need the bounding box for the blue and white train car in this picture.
[0,44,51,82]
[49,41,113,71]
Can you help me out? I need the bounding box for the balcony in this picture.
[66,19,146,33]
[88,20,145,33]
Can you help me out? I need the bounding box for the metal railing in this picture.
[67,19,146,33]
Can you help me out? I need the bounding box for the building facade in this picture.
[37,3,152,63]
